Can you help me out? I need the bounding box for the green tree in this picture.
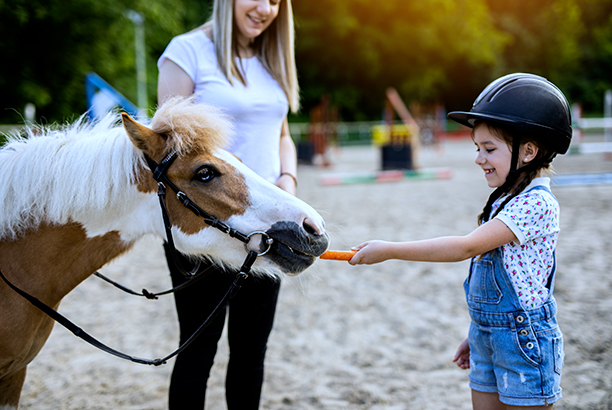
[293,0,612,119]
[294,0,508,120]
[563,0,612,113]
[3,0,612,124]
[0,0,211,124]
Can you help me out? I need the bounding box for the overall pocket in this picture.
[466,259,502,304]
[553,335,564,375]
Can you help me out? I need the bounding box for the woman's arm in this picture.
[157,59,195,105]
[349,218,517,265]
[276,118,298,195]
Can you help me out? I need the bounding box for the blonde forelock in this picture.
[150,96,232,154]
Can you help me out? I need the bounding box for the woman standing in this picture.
[157,0,299,408]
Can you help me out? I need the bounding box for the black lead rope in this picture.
[93,262,214,300]
[0,267,154,365]
[0,251,258,366]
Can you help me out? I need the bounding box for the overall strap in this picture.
[525,183,555,197]
[524,183,558,293]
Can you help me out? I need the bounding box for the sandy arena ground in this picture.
[19,137,612,409]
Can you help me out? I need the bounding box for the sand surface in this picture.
[19,138,612,409]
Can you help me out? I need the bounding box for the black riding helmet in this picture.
[448,73,573,222]
[448,72,573,158]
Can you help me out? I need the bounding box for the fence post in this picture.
[605,90,612,143]
[125,10,148,112]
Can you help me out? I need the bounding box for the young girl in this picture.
[157,0,299,408]
[349,73,572,409]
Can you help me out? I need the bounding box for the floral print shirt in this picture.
[492,177,559,309]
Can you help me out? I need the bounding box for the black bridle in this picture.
[0,150,274,366]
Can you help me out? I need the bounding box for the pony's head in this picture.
[124,97,328,276]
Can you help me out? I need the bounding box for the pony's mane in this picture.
[150,95,232,155]
[0,113,143,240]
[0,97,232,240]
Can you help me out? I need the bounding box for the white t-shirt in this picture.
[158,29,289,183]
[492,177,560,309]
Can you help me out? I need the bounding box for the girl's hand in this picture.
[452,337,470,369]
[348,241,392,265]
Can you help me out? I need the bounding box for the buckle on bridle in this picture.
[176,191,189,206]
[245,231,274,256]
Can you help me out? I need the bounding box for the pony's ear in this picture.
[122,113,167,157]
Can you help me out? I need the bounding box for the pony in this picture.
[0,96,329,409]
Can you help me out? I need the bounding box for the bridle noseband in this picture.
[0,149,275,366]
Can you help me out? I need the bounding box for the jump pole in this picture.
[319,167,453,186]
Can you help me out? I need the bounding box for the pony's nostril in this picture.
[303,218,321,236]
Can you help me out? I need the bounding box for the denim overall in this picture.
[464,187,564,406]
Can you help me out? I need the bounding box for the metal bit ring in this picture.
[245,231,274,256]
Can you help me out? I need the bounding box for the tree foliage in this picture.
[293,0,508,119]
[1,0,612,123]
[293,0,612,119]
[0,0,211,124]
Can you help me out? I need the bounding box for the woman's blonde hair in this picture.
[201,0,299,113]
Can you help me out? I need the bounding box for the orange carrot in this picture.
[320,250,356,261]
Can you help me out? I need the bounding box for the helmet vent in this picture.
[488,78,519,103]
[473,76,520,107]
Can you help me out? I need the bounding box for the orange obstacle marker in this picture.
[320,250,357,261]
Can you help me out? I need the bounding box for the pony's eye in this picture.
[194,166,219,183]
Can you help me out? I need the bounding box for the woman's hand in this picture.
[452,337,470,369]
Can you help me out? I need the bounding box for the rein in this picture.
[0,150,273,366]
[0,255,254,366]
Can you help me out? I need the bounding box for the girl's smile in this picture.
[473,124,513,188]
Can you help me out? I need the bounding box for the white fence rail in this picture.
[575,118,612,129]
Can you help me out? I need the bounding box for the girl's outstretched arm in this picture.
[349,218,516,265]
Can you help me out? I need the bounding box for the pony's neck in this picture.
[0,222,132,306]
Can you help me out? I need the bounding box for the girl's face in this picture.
[473,123,513,188]
[234,0,280,45]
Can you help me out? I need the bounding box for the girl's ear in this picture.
[521,142,539,164]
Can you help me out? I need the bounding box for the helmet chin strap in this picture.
[504,137,523,189]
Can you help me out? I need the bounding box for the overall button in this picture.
[516,315,525,323]
[519,328,529,336]
[526,342,534,349]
